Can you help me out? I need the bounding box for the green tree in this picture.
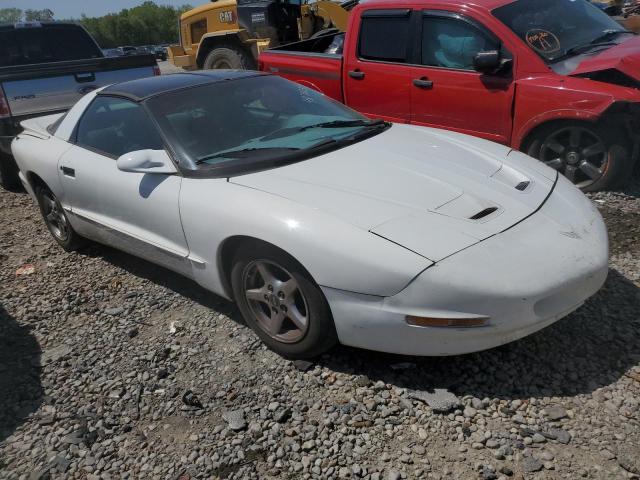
[24,8,54,21]
[0,8,23,22]
[80,2,192,48]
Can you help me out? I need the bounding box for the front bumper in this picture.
[325,175,609,356]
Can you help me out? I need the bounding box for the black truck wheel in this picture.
[525,122,633,192]
[203,45,254,70]
[0,154,22,191]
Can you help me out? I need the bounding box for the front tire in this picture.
[35,184,84,251]
[526,122,633,192]
[230,243,337,359]
[203,45,254,70]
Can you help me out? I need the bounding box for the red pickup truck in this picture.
[259,0,640,191]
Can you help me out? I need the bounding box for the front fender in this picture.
[179,178,431,299]
[512,74,640,149]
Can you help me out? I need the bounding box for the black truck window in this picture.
[358,11,410,63]
[0,24,102,67]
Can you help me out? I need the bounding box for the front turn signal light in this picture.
[406,315,489,328]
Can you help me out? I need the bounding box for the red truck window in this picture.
[421,16,498,70]
[358,10,411,63]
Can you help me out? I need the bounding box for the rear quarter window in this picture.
[358,11,411,63]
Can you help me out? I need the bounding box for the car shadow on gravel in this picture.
[78,245,240,317]
[0,304,44,442]
[317,268,640,401]
[78,245,639,401]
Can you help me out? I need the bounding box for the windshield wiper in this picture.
[590,29,633,44]
[561,29,633,58]
[196,147,300,164]
[260,119,387,141]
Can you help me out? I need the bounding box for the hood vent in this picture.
[515,180,530,191]
[469,206,498,220]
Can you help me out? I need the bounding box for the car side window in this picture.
[358,11,410,63]
[421,16,498,70]
[76,96,164,158]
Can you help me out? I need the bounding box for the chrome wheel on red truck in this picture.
[526,123,631,192]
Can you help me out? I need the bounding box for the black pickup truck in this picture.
[0,21,160,189]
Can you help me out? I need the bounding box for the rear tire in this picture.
[203,45,254,70]
[34,184,85,251]
[0,154,22,191]
[525,122,633,192]
[230,242,337,359]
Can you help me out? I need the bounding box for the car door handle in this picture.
[75,72,96,83]
[413,78,433,89]
[348,70,365,80]
[60,166,75,177]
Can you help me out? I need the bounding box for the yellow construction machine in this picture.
[168,0,353,70]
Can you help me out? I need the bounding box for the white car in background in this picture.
[11,71,609,358]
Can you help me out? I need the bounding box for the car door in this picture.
[410,11,515,144]
[343,9,415,123]
[58,95,190,273]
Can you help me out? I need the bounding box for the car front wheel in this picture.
[231,243,337,359]
[526,122,633,192]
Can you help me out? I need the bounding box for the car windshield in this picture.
[145,75,386,172]
[493,0,629,63]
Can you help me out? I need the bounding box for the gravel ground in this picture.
[1,167,639,480]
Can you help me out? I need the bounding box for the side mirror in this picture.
[473,50,512,75]
[116,149,177,174]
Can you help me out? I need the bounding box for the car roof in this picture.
[99,70,267,102]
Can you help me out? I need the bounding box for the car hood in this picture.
[230,125,557,261]
[570,35,640,81]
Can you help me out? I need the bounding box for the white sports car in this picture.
[12,71,608,358]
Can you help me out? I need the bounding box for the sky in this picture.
[0,0,191,19]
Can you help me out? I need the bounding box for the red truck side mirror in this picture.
[473,50,512,75]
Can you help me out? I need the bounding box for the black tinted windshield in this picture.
[146,75,386,173]
[493,0,626,63]
[0,24,102,67]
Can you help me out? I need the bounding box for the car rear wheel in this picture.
[230,243,337,359]
[203,45,254,70]
[0,154,22,191]
[35,184,84,251]
[526,122,632,192]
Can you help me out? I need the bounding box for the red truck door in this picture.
[343,9,415,123]
[410,12,515,144]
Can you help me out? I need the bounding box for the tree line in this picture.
[0,2,193,48]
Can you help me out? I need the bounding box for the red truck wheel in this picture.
[526,122,632,192]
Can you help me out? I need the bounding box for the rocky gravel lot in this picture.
[1,173,639,480]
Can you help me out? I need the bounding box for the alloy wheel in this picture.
[41,190,69,241]
[242,260,309,343]
[538,126,608,189]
